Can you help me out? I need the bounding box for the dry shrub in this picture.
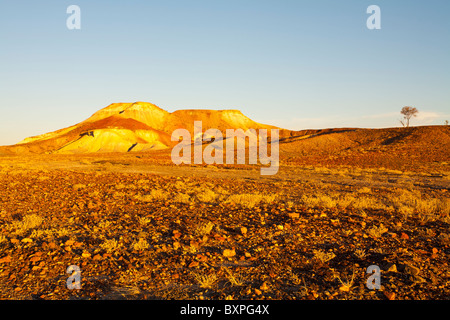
[313,249,336,263]
[391,189,450,223]
[367,224,388,238]
[73,184,86,190]
[226,193,276,209]
[223,267,245,286]
[12,214,43,235]
[173,193,191,204]
[173,180,186,189]
[301,194,336,209]
[135,189,169,202]
[191,271,218,289]
[138,216,152,225]
[358,187,371,194]
[195,221,215,237]
[133,238,150,251]
[195,189,217,203]
[100,238,121,253]
[349,195,389,211]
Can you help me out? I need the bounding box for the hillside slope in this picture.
[1,102,281,154]
[281,126,450,171]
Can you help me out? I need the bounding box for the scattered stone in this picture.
[260,282,269,291]
[384,291,396,300]
[387,264,397,273]
[223,249,236,258]
[413,276,426,283]
[48,242,58,249]
[339,285,350,292]
[0,256,12,263]
[405,264,420,276]
[288,212,299,219]
[30,256,41,263]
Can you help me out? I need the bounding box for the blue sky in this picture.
[0,0,449,145]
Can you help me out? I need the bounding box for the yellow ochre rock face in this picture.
[8,101,278,154]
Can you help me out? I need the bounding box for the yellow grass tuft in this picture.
[226,193,276,209]
[100,238,121,253]
[11,214,43,235]
[195,189,217,203]
[133,238,150,251]
[191,271,218,289]
[135,189,169,202]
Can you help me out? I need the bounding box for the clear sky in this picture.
[1,0,449,145]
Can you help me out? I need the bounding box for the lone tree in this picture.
[400,106,418,127]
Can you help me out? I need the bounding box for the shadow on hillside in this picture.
[381,128,413,146]
[277,128,358,144]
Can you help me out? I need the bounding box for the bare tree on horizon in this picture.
[399,106,418,127]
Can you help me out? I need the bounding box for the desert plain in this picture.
[0,122,449,300]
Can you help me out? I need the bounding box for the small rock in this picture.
[413,276,426,283]
[405,264,420,276]
[82,252,91,258]
[48,242,58,249]
[260,282,269,291]
[196,254,207,262]
[384,291,396,300]
[339,285,350,292]
[240,227,248,235]
[254,289,262,295]
[400,233,409,240]
[21,238,33,243]
[73,242,83,248]
[288,212,299,219]
[387,264,397,273]
[30,256,41,263]
[0,255,12,263]
[223,249,236,258]
[331,219,340,226]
